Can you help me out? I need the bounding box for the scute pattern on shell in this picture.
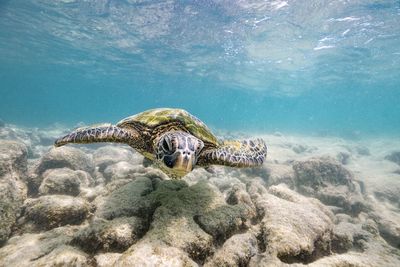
[117,108,219,146]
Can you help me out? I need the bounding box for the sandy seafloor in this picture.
[0,122,399,267]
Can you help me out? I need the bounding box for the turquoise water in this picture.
[0,0,399,137]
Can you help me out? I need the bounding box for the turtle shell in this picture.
[117,108,219,147]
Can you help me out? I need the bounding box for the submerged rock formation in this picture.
[0,141,28,245]
[385,151,400,166]
[36,146,95,176]
[18,195,92,232]
[293,157,367,215]
[0,125,400,266]
[248,183,334,265]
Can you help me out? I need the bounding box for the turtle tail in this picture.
[54,123,137,147]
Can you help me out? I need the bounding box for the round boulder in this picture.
[36,146,94,175]
[0,140,28,178]
[38,168,93,196]
[293,157,366,215]
[21,195,91,231]
[72,216,147,253]
[93,145,142,173]
[103,161,145,182]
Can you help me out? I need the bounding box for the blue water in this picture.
[0,0,399,137]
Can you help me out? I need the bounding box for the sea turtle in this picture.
[55,108,267,179]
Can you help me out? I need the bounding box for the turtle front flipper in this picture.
[197,138,267,167]
[54,123,140,147]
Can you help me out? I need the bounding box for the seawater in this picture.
[0,0,399,136]
[1,1,400,265]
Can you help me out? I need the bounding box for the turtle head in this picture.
[155,131,204,178]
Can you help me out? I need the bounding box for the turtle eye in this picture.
[162,139,171,152]
[195,141,204,154]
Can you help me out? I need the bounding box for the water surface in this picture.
[0,0,399,137]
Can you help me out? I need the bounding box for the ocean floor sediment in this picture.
[0,123,400,266]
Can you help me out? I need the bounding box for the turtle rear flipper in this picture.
[54,123,139,147]
[197,138,267,167]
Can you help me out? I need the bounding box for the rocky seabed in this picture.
[0,124,400,266]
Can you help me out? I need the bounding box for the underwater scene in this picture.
[0,0,400,266]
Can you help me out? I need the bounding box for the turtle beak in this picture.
[174,151,196,173]
[161,150,196,178]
